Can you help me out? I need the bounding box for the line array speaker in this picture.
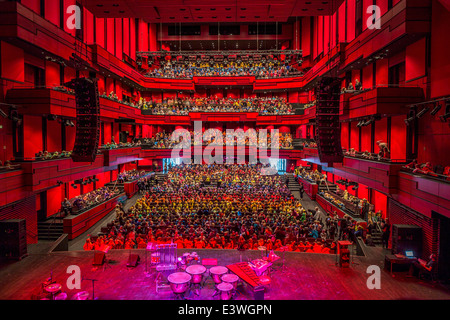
[315,77,343,166]
[64,78,100,162]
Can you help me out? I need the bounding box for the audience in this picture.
[403,159,450,181]
[140,130,293,149]
[146,57,302,79]
[71,186,121,213]
[84,163,335,253]
[141,96,294,115]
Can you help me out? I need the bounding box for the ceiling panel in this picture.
[81,0,345,23]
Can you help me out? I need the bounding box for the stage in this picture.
[0,247,449,300]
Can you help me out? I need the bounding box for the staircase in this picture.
[370,228,383,246]
[286,173,300,192]
[37,219,64,241]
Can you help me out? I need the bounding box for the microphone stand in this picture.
[82,278,98,300]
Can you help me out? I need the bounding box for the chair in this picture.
[419,265,438,282]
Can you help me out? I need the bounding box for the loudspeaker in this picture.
[315,77,343,166]
[126,254,140,267]
[392,224,423,258]
[64,78,100,162]
[0,219,27,260]
[93,252,105,266]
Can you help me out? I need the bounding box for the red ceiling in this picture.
[81,0,345,23]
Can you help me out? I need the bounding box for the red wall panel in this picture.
[21,0,40,14]
[23,115,43,158]
[347,0,356,42]
[360,124,371,153]
[390,115,406,161]
[106,18,115,54]
[350,121,360,150]
[1,42,24,83]
[95,18,105,48]
[115,18,123,60]
[45,0,60,26]
[45,61,60,87]
[47,185,64,217]
[47,120,62,152]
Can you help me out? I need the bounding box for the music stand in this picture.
[100,245,112,271]
[82,278,98,300]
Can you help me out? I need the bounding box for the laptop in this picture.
[404,250,415,258]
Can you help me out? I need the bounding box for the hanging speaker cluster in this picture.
[64,78,100,162]
[315,77,343,166]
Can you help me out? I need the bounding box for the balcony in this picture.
[101,147,142,167]
[340,87,425,119]
[341,0,431,73]
[0,168,28,207]
[396,171,450,218]
[19,154,106,192]
[302,151,405,194]
[6,88,146,123]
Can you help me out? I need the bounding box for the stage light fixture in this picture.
[71,184,77,189]
[416,107,430,119]
[430,102,442,116]
[439,102,450,123]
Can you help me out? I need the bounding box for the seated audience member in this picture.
[407,254,437,278]
[413,162,437,176]
[354,79,362,91]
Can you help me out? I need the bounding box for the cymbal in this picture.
[45,283,62,293]
[71,291,89,300]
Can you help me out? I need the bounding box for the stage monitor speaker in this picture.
[64,77,100,162]
[126,254,140,267]
[392,224,423,258]
[0,219,27,260]
[93,252,105,266]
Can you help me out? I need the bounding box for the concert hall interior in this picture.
[0,0,450,302]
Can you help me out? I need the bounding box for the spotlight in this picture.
[430,102,442,116]
[71,184,77,189]
[404,116,414,126]
[439,103,450,123]
[363,118,374,126]
[356,120,364,128]
[416,107,430,119]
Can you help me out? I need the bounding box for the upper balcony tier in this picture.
[6,88,310,125]
[340,0,431,73]
[339,86,425,119]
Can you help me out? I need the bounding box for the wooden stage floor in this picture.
[0,248,449,300]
